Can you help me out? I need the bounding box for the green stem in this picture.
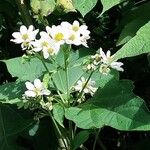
[73,71,94,106]
[49,111,68,149]
[36,54,49,73]
[63,45,71,106]
[15,0,33,26]
[92,128,101,150]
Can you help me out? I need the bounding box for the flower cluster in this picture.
[86,48,124,74]
[74,76,97,96]
[11,21,90,59]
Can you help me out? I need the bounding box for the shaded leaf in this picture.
[73,0,98,17]
[73,130,90,150]
[0,104,34,150]
[100,0,123,15]
[65,79,150,130]
[117,1,150,46]
[53,104,65,127]
[115,22,150,60]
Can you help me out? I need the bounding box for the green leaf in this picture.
[53,104,65,127]
[29,121,39,136]
[115,21,150,60]
[3,57,55,81]
[0,81,24,104]
[73,130,90,150]
[100,0,122,15]
[31,0,56,16]
[0,104,34,150]
[73,0,98,17]
[52,66,84,93]
[116,1,150,46]
[57,0,75,12]
[117,18,150,46]
[65,79,150,130]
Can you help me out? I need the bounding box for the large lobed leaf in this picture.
[100,0,123,15]
[73,0,98,17]
[117,1,150,46]
[65,78,150,130]
[3,57,55,81]
[0,104,34,150]
[115,21,150,60]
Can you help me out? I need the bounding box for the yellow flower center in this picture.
[47,48,54,54]
[69,34,76,41]
[34,88,41,96]
[72,25,79,32]
[22,34,29,40]
[54,33,64,41]
[42,41,49,47]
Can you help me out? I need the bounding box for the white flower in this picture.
[99,64,110,75]
[25,79,50,97]
[87,63,97,71]
[46,25,69,45]
[61,20,90,47]
[74,77,97,96]
[100,48,124,72]
[11,25,39,50]
[32,31,60,59]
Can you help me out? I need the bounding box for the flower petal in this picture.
[34,79,42,89]
[25,90,36,97]
[25,82,35,90]
[20,25,27,35]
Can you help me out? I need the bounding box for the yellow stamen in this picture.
[47,48,54,54]
[69,34,76,41]
[54,33,64,41]
[72,25,79,32]
[22,34,29,40]
[42,41,49,47]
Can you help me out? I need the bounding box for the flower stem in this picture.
[49,111,68,149]
[15,0,33,26]
[73,71,93,106]
[92,128,101,150]
[63,45,71,105]
[36,53,49,73]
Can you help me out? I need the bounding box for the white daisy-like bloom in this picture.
[46,25,69,45]
[100,48,124,72]
[61,20,90,47]
[74,77,97,96]
[99,64,110,75]
[87,63,97,71]
[11,25,39,50]
[25,79,50,97]
[32,31,60,59]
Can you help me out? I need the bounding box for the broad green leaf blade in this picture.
[53,104,65,127]
[116,1,150,46]
[115,22,150,60]
[0,81,24,104]
[0,104,34,150]
[117,18,150,46]
[3,57,55,81]
[65,79,150,130]
[32,118,58,150]
[31,0,56,16]
[100,0,122,15]
[52,66,84,93]
[73,130,90,150]
[73,0,98,17]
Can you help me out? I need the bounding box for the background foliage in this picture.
[0,0,150,149]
